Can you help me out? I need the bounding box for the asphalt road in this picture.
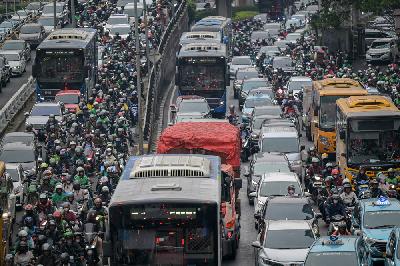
[0,50,35,109]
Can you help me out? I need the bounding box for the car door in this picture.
[386,232,396,266]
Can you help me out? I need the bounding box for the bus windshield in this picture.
[348,126,400,165]
[37,50,85,82]
[319,95,342,130]
[180,64,224,91]
[109,203,217,265]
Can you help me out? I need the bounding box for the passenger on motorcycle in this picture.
[356,166,369,183]
[340,183,357,207]
[305,146,318,164]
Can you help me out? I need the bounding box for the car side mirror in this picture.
[251,241,261,249]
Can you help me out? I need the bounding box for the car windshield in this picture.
[21,25,41,34]
[30,105,61,116]
[265,202,314,220]
[288,80,312,91]
[253,162,290,176]
[259,181,301,197]
[232,57,251,65]
[0,149,35,163]
[262,137,299,153]
[38,18,55,26]
[55,94,80,104]
[3,135,34,146]
[6,168,20,182]
[371,41,390,49]
[363,210,400,229]
[273,58,292,68]
[305,252,358,266]
[244,97,272,108]
[17,10,27,16]
[264,229,314,249]
[108,17,128,25]
[236,71,258,80]
[0,53,20,61]
[242,80,267,93]
[2,42,24,50]
[179,102,209,113]
[110,26,131,35]
[43,5,63,13]
[286,34,301,41]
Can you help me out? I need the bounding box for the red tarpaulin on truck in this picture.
[157,122,241,169]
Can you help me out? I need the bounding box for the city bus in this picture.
[103,154,240,265]
[191,16,232,50]
[336,95,400,181]
[306,78,367,157]
[176,43,228,117]
[32,28,97,101]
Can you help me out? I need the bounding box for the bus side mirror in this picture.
[102,241,111,257]
[234,178,242,189]
[339,129,345,140]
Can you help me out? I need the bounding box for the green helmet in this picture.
[64,230,74,238]
[28,184,37,193]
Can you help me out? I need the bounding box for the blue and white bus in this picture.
[32,28,97,101]
[176,43,228,117]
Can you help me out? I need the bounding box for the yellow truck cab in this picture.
[306,78,367,157]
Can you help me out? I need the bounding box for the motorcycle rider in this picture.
[370,179,387,198]
[340,183,357,207]
[73,182,85,203]
[52,184,67,208]
[62,202,77,223]
[37,243,58,266]
[308,157,323,177]
[227,105,238,125]
[60,230,85,265]
[356,166,369,183]
[287,184,297,196]
[36,193,54,218]
[74,167,90,189]
[385,168,399,186]
[14,241,34,265]
[325,194,346,224]
[21,204,39,227]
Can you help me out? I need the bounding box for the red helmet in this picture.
[331,169,339,175]
[24,204,33,211]
[53,210,62,219]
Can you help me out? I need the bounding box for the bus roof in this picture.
[110,154,221,206]
[37,28,96,50]
[178,42,227,58]
[313,78,364,91]
[337,95,400,118]
[318,86,367,96]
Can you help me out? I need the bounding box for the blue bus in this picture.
[32,28,97,101]
[176,42,228,117]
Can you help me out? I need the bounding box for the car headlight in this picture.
[319,136,329,146]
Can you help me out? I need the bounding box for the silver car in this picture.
[0,142,36,171]
[19,23,46,47]
[0,51,26,76]
[252,220,317,266]
[25,102,63,129]
[1,40,31,61]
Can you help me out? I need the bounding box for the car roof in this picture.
[309,236,359,253]
[2,142,33,150]
[261,126,297,135]
[267,220,311,230]
[253,152,288,162]
[289,76,312,82]
[243,78,267,82]
[0,50,20,54]
[361,198,400,212]
[34,102,60,107]
[4,132,34,138]
[262,172,299,182]
[268,196,309,204]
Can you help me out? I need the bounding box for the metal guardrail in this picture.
[0,76,35,135]
[143,0,188,147]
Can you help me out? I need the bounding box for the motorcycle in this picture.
[356,180,370,198]
[327,214,346,235]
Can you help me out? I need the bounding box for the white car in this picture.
[250,172,303,216]
[366,38,399,63]
[6,164,26,209]
[104,14,129,32]
[285,32,302,43]
[41,3,68,25]
[0,51,26,76]
[38,16,61,34]
[25,102,63,129]
[108,24,131,40]
[286,76,312,96]
[252,220,317,265]
[170,96,211,124]
[229,56,252,78]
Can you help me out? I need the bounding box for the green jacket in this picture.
[74,174,89,188]
[51,192,66,205]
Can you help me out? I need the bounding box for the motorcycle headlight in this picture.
[319,136,329,147]
[251,133,259,139]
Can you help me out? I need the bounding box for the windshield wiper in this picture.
[370,225,394,229]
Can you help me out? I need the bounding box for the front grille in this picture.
[372,241,386,253]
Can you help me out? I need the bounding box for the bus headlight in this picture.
[219,100,224,106]
[319,136,329,147]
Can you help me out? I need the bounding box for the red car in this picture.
[55,90,81,113]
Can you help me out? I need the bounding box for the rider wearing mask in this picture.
[37,243,58,266]
[74,167,90,189]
